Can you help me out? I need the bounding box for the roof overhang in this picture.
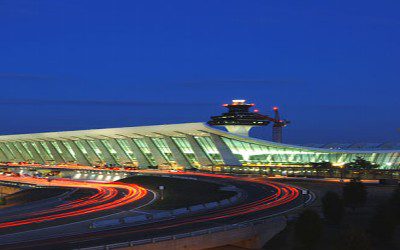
[0,122,398,154]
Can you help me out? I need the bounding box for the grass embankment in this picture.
[120,175,236,210]
[1,187,71,208]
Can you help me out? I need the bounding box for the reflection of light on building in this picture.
[332,162,345,167]
[0,122,397,170]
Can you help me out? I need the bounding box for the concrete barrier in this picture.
[123,215,148,224]
[219,199,230,206]
[80,216,289,250]
[204,202,218,209]
[91,219,120,228]
[172,207,189,216]
[189,204,206,212]
[152,211,172,220]
[229,196,239,203]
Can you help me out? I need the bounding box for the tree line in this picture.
[294,179,400,249]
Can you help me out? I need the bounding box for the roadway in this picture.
[0,172,310,250]
[0,176,149,234]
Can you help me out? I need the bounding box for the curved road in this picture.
[0,176,148,230]
[0,171,310,249]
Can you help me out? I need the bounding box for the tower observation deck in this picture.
[207,99,272,137]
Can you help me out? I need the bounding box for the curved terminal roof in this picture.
[0,122,398,155]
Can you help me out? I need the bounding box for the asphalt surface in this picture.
[0,177,150,235]
[0,173,310,250]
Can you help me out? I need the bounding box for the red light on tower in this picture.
[254,109,259,113]
[273,106,279,111]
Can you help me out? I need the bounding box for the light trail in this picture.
[46,171,302,243]
[0,176,147,228]
[135,172,300,229]
[0,168,305,249]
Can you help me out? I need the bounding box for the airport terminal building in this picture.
[0,122,398,170]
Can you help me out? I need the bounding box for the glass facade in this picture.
[51,141,65,158]
[0,126,398,169]
[194,136,224,165]
[221,137,328,164]
[4,143,18,160]
[74,141,91,163]
[21,142,34,159]
[40,142,54,161]
[100,140,119,163]
[116,139,138,165]
[12,143,28,160]
[172,137,199,166]
[133,139,156,166]
[87,140,104,162]
[151,138,175,163]
[62,141,77,161]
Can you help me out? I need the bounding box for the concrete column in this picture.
[93,140,118,165]
[26,142,45,164]
[45,141,65,164]
[164,136,192,169]
[8,143,26,162]
[0,143,17,162]
[108,139,133,165]
[209,134,242,166]
[143,137,169,166]
[55,141,76,162]
[185,135,213,166]
[79,140,102,164]
[66,141,91,166]
[13,142,33,161]
[0,143,10,162]
[35,142,54,162]
[125,139,152,168]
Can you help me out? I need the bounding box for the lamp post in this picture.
[158,185,165,200]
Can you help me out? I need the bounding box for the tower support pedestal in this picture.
[224,125,253,137]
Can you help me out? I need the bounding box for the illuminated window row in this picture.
[0,134,398,169]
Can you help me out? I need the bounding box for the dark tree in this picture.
[337,227,372,250]
[321,191,345,224]
[344,156,379,170]
[294,209,323,249]
[389,187,400,223]
[369,203,397,242]
[342,179,367,210]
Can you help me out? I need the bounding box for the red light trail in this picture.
[0,176,147,228]
[0,169,307,249]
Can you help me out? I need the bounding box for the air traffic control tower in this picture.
[207,99,271,137]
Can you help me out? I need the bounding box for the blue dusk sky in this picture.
[0,1,399,143]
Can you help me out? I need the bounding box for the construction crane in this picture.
[271,107,290,143]
[255,106,290,142]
